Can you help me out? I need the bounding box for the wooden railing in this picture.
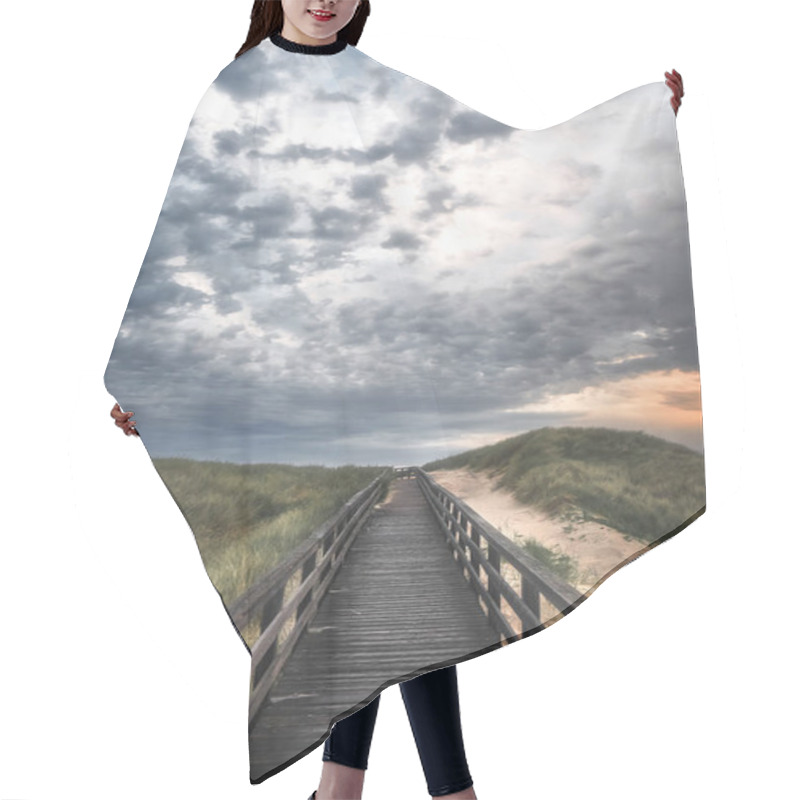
[412,467,583,643]
[234,463,585,727]
[228,469,392,729]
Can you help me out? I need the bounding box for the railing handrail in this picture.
[231,468,393,728]
[228,473,386,629]
[237,462,584,727]
[412,466,583,641]
[418,468,582,606]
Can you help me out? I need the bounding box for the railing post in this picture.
[487,542,501,607]
[415,469,580,641]
[296,549,318,621]
[521,575,541,622]
[255,579,287,686]
[469,520,480,571]
[320,529,334,583]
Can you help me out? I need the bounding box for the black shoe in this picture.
[307,792,317,800]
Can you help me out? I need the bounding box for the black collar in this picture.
[269,31,348,55]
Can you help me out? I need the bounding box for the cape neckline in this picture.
[269,30,348,55]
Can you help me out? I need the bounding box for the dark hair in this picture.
[236,0,371,59]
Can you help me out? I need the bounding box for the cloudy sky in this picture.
[105,40,702,466]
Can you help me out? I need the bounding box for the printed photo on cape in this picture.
[104,30,705,783]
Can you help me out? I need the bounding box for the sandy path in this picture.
[427,467,643,595]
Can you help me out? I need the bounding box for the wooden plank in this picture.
[248,477,501,781]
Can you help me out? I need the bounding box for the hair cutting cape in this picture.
[104,31,706,785]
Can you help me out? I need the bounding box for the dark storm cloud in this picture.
[213,123,276,157]
[182,215,242,260]
[310,205,371,241]
[240,192,300,238]
[645,325,701,372]
[309,236,376,272]
[374,91,457,166]
[212,294,244,315]
[321,222,699,414]
[349,173,390,210]
[369,71,394,101]
[445,110,515,144]
[574,241,609,259]
[260,141,418,168]
[214,128,250,157]
[360,142,397,164]
[107,320,209,379]
[380,229,425,252]
[261,143,346,163]
[156,146,255,248]
[105,60,699,466]
[139,211,187,265]
[416,184,483,219]
[421,185,456,215]
[220,324,245,340]
[248,284,322,332]
[123,266,210,318]
[660,387,703,411]
[312,88,360,103]
[258,256,303,285]
[386,119,443,166]
[212,50,283,102]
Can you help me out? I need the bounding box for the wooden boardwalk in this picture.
[248,475,500,781]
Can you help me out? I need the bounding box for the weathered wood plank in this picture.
[248,476,500,781]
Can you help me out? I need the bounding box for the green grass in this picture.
[151,459,389,608]
[423,426,705,543]
[521,538,580,584]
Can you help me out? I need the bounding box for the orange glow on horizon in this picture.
[505,369,703,441]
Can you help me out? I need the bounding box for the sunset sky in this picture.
[105,40,702,465]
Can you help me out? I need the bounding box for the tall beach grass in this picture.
[423,426,705,543]
[151,459,388,609]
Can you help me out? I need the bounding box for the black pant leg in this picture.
[399,664,474,797]
[322,693,382,770]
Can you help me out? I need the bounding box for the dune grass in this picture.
[151,459,388,608]
[521,537,580,584]
[423,426,705,543]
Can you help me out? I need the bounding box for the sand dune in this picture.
[426,467,643,594]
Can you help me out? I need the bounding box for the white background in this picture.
[1,1,796,798]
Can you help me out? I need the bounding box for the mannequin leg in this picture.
[400,665,476,798]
